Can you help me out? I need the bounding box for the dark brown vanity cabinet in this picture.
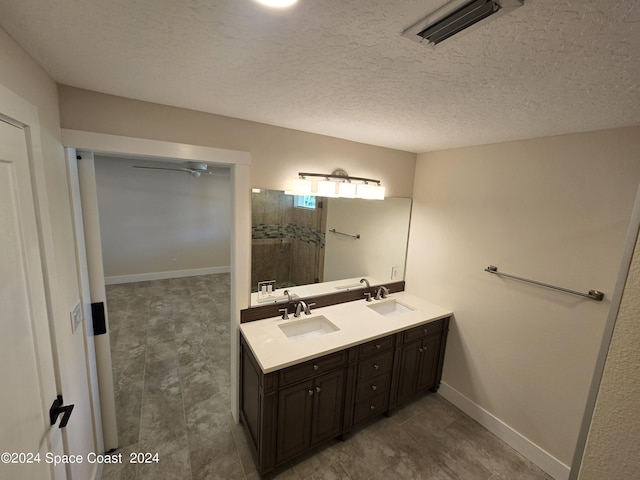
[393,320,445,407]
[276,368,345,464]
[346,336,395,429]
[240,316,449,476]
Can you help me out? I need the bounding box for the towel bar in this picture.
[485,265,604,301]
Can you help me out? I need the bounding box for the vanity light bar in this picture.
[293,170,385,200]
[298,172,382,185]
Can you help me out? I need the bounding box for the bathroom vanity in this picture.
[239,290,451,476]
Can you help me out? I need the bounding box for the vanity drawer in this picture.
[354,372,391,402]
[403,318,444,344]
[353,392,389,424]
[356,350,393,382]
[279,350,348,387]
[357,335,394,358]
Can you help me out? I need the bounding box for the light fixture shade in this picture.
[369,184,386,200]
[317,180,337,197]
[356,183,374,199]
[356,183,385,200]
[291,178,312,195]
[338,182,356,198]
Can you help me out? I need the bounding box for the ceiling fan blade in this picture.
[133,165,190,173]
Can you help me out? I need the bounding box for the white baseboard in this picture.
[105,266,230,285]
[437,382,570,480]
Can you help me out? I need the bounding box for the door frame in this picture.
[569,182,640,478]
[61,129,251,422]
[66,148,112,456]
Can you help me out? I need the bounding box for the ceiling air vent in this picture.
[402,0,524,47]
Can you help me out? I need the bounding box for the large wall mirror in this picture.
[250,188,412,306]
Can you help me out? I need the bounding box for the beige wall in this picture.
[0,27,96,476]
[405,126,640,472]
[94,155,232,279]
[58,85,417,197]
[577,230,640,480]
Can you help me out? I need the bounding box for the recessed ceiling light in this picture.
[255,0,298,8]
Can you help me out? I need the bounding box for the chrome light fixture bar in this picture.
[402,0,524,47]
[289,169,385,200]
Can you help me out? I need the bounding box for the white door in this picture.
[0,118,66,480]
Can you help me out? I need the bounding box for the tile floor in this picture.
[102,274,552,480]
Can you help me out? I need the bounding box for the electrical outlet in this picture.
[70,302,82,333]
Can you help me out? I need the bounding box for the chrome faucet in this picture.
[375,286,389,300]
[294,300,307,317]
[279,290,294,319]
[283,289,293,303]
[361,278,373,302]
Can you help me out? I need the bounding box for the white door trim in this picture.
[65,148,110,465]
[569,182,640,479]
[60,129,252,422]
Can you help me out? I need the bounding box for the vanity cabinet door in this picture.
[276,369,346,465]
[276,379,314,464]
[311,369,346,446]
[416,335,441,392]
[396,338,422,405]
[396,333,442,405]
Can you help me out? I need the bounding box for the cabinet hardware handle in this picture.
[316,386,321,393]
[375,344,381,349]
[423,328,429,333]
[371,385,377,391]
[373,364,379,370]
[370,405,376,410]
[308,390,314,396]
[418,347,424,353]
[313,365,319,371]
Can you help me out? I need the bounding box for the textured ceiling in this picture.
[1,0,639,153]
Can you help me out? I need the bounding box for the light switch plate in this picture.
[391,266,400,280]
[70,302,82,333]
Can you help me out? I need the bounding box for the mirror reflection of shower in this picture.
[251,190,325,292]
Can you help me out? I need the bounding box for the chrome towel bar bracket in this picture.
[485,265,604,301]
[329,228,360,239]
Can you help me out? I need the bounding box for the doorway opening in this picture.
[64,130,251,469]
[92,153,233,470]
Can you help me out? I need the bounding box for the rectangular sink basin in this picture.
[279,315,340,341]
[367,300,415,317]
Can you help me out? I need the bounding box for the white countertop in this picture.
[240,291,453,373]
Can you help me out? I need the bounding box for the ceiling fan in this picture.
[132,161,226,178]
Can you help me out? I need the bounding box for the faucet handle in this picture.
[364,292,372,302]
[305,303,316,315]
[278,308,289,320]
